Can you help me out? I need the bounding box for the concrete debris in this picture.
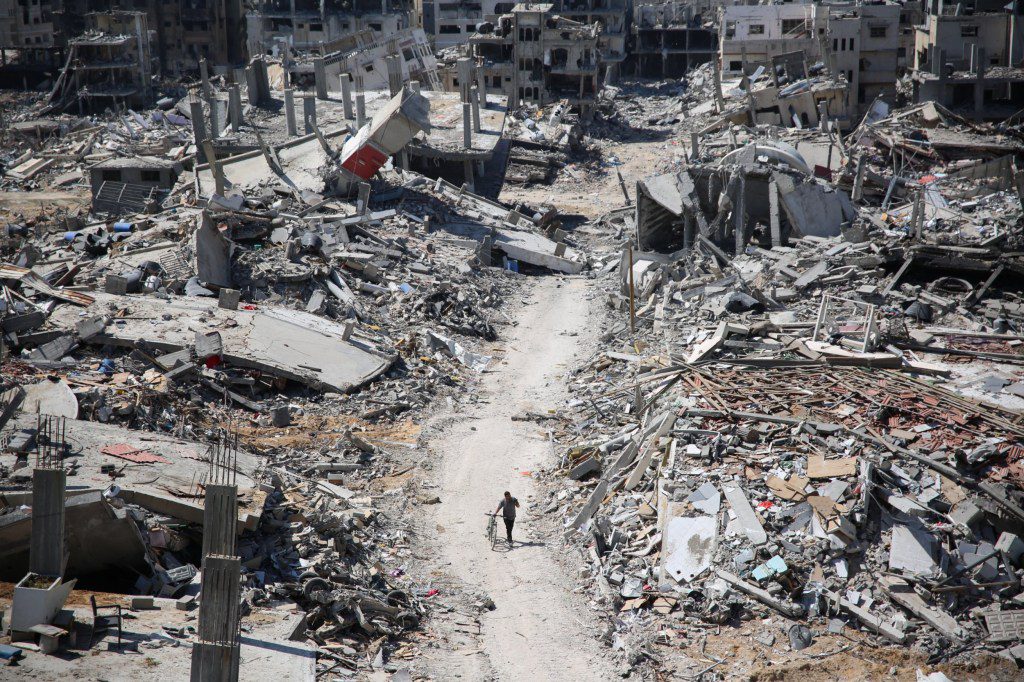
[3,3,1024,680]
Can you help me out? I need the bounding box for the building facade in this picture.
[632,1,717,78]
[246,0,414,59]
[470,3,601,116]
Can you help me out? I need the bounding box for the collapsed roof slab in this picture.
[0,413,265,531]
[47,292,394,392]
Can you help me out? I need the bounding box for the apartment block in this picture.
[470,3,601,117]
[50,11,156,110]
[632,1,717,78]
[247,0,414,59]
[720,2,903,112]
[910,0,1024,119]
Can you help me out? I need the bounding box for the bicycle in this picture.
[484,513,498,550]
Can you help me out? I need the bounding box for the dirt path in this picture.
[425,275,614,681]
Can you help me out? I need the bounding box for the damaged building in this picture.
[6,0,1024,679]
[634,142,857,254]
[470,2,602,117]
[910,0,1024,120]
[631,1,717,79]
[246,0,415,59]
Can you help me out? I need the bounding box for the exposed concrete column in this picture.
[683,212,696,253]
[712,55,725,112]
[463,101,473,148]
[202,485,239,559]
[355,92,366,128]
[386,55,402,97]
[689,132,699,161]
[314,56,328,99]
[244,65,260,106]
[29,468,66,577]
[817,101,829,131]
[283,88,297,136]
[340,72,354,119]
[209,97,222,139]
[463,160,475,193]
[189,99,208,162]
[975,47,987,120]
[203,141,225,196]
[734,172,747,254]
[191,555,241,682]
[457,57,472,102]
[852,154,866,203]
[302,93,316,134]
[199,57,212,101]
[470,86,481,132]
[476,67,487,109]
[768,177,782,247]
[228,84,242,130]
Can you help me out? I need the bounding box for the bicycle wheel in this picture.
[487,516,496,548]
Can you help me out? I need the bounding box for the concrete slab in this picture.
[0,414,264,531]
[47,292,394,392]
[0,596,315,682]
[660,515,717,586]
[20,379,78,418]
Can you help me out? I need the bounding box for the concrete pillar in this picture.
[190,99,208,162]
[690,132,699,161]
[245,65,260,106]
[356,92,366,128]
[228,84,242,130]
[470,86,481,132]
[463,160,475,192]
[476,68,487,109]
[852,154,866,203]
[712,55,725,112]
[29,468,66,577]
[768,178,782,247]
[817,100,829,131]
[314,57,328,99]
[209,98,222,139]
[283,88,297,136]
[976,47,987,120]
[386,55,402,97]
[457,57,472,102]
[302,93,316,134]
[734,173,746,254]
[463,102,473,148]
[202,485,238,559]
[683,212,695,252]
[200,57,212,101]
[340,73,354,119]
[191,554,242,681]
[256,58,271,103]
[203,140,225,196]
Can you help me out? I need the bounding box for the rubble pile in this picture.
[0,79,583,673]
[541,91,1024,674]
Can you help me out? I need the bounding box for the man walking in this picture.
[494,491,520,547]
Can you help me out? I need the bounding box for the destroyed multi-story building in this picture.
[49,11,155,111]
[246,0,414,59]
[0,0,57,49]
[421,0,510,51]
[424,0,624,74]
[631,0,717,79]
[51,0,245,75]
[470,3,602,116]
[910,0,1024,119]
[720,2,902,113]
